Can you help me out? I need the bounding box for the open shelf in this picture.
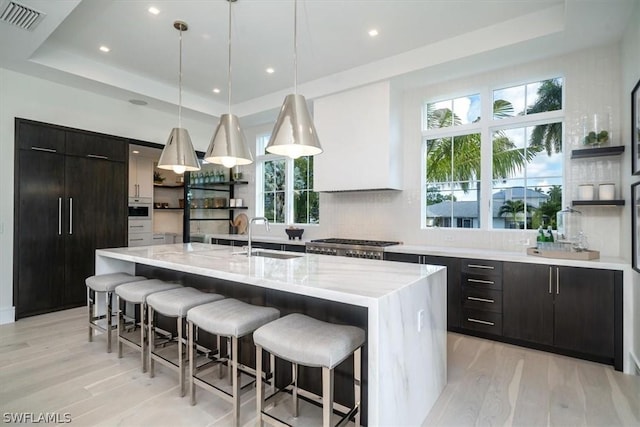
[572,200,625,206]
[154,207,183,211]
[154,183,184,188]
[571,145,625,159]
[189,207,248,210]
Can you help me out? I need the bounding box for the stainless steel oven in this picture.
[128,197,152,219]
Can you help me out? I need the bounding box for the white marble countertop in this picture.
[199,234,628,271]
[385,244,628,271]
[96,243,443,307]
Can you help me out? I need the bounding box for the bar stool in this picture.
[86,272,146,353]
[253,313,365,427]
[187,298,280,426]
[146,287,224,396]
[115,279,183,372]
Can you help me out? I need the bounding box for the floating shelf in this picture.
[154,183,184,188]
[189,206,248,210]
[572,200,625,206]
[571,145,625,159]
[154,207,183,211]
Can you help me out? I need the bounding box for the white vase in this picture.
[578,184,594,200]
[598,183,615,200]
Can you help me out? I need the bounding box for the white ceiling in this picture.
[0,0,637,125]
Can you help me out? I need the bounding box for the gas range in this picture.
[305,238,401,260]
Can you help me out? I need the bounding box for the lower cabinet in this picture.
[503,262,621,367]
[384,252,461,330]
[460,258,503,336]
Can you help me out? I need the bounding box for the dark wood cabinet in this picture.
[503,262,621,368]
[14,119,128,318]
[384,252,461,330]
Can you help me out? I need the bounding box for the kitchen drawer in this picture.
[461,258,503,276]
[462,309,502,336]
[462,287,502,313]
[128,233,152,247]
[462,272,503,290]
[128,219,152,234]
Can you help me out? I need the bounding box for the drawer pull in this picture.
[467,264,494,270]
[467,278,495,285]
[467,318,495,326]
[130,225,145,228]
[129,238,144,241]
[467,296,494,303]
[31,146,57,153]
[87,154,109,160]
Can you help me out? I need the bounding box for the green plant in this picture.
[583,129,609,145]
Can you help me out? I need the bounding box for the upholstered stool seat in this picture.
[86,272,145,353]
[253,313,365,427]
[115,279,183,372]
[146,287,224,396]
[187,299,280,426]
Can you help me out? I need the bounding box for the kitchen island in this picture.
[95,243,447,426]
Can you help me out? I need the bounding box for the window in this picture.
[423,77,564,230]
[424,94,482,229]
[256,134,319,224]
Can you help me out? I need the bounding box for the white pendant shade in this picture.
[158,127,200,174]
[266,94,322,159]
[204,114,253,168]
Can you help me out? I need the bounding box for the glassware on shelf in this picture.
[582,112,611,147]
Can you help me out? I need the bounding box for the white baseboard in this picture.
[0,306,15,325]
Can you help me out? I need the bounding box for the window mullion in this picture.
[480,86,493,230]
[285,158,294,224]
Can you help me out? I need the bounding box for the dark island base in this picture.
[135,264,370,425]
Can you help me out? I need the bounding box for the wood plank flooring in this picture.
[1,307,638,426]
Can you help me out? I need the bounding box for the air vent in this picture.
[0,0,45,31]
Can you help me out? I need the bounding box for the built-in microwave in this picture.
[128,197,152,219]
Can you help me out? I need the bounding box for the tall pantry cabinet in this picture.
[13,118,128,319]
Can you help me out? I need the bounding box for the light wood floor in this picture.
[1,307,638,426]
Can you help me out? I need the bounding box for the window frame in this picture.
[421,76,565,231]
[255,133,319,225]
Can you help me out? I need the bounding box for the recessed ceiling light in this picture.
[212,88,221,94]
[132,150,140,154]
[99,45,110,53]
[266,67,275,74]
[368,29,379,37]
[148,6,160,15]
[129,99,148,106]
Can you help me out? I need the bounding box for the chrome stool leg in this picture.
[148,305,155,378]
[322,367,334,427]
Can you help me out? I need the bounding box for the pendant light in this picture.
[204,0,253,168]
[158,20,200,175]
[265,0,322,159]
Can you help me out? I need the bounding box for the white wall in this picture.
[620,0,640,372]
[0,68,215,324]
[246,44,628,260]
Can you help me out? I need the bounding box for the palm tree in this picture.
[526,78,563,155]
[498,199,535,229]
[426,100,538,187]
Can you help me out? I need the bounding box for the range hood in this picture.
[313,81,403,192]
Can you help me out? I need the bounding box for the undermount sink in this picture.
[232,250,304,260]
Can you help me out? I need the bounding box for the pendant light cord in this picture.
[293,0,297,94]
[178,25,183,128]
[227,0,232,115]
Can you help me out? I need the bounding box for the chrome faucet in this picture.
[247,216,270,257]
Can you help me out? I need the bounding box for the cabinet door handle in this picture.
[31,146,57,153]
[87,154,109,160]
[69,197,73,235]
[467,296,494,303]
[467,278,495,285]
[556,267,560,294]
[467,264,494,270]
[130,238,144,242]
[130,225,144,228]
[548,267,552,294]
[58,197,62,235]
[467,318,495,326]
